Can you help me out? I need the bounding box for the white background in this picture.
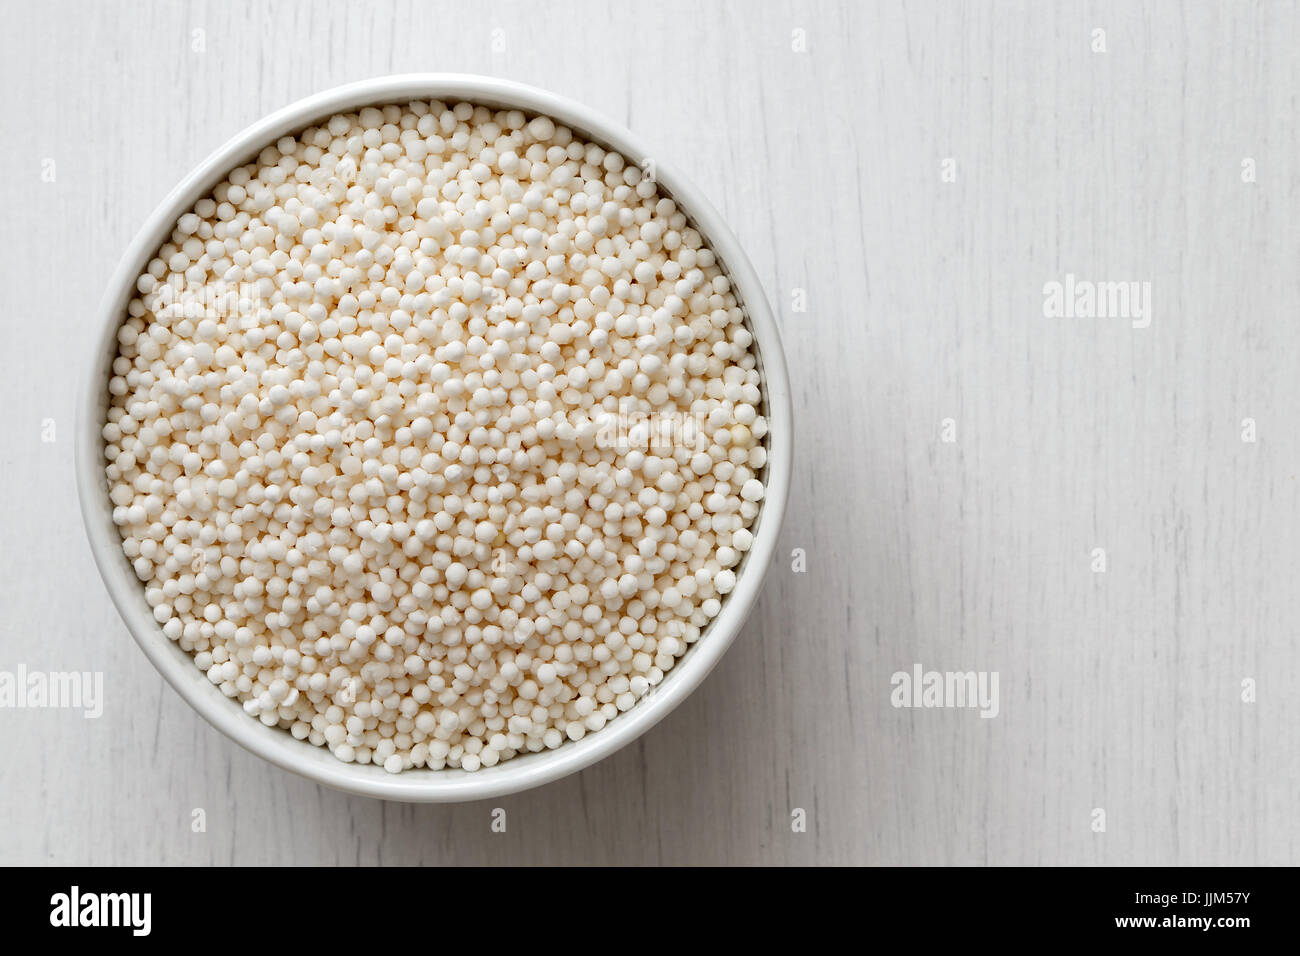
[3,0,1298,865]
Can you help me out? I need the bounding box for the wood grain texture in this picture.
[1,0,1298,865]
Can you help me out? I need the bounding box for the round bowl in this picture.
[76,74,792,802]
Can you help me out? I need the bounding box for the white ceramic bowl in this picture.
[76,74,792,802]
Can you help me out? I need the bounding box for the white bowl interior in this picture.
[76,74,792,802]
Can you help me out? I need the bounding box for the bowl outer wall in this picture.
[75,74,793,803]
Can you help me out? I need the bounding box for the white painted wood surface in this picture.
[2,0,1297,865]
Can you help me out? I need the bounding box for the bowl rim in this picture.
[75,73,792,803]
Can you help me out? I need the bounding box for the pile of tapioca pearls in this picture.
[104,100,768,772]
